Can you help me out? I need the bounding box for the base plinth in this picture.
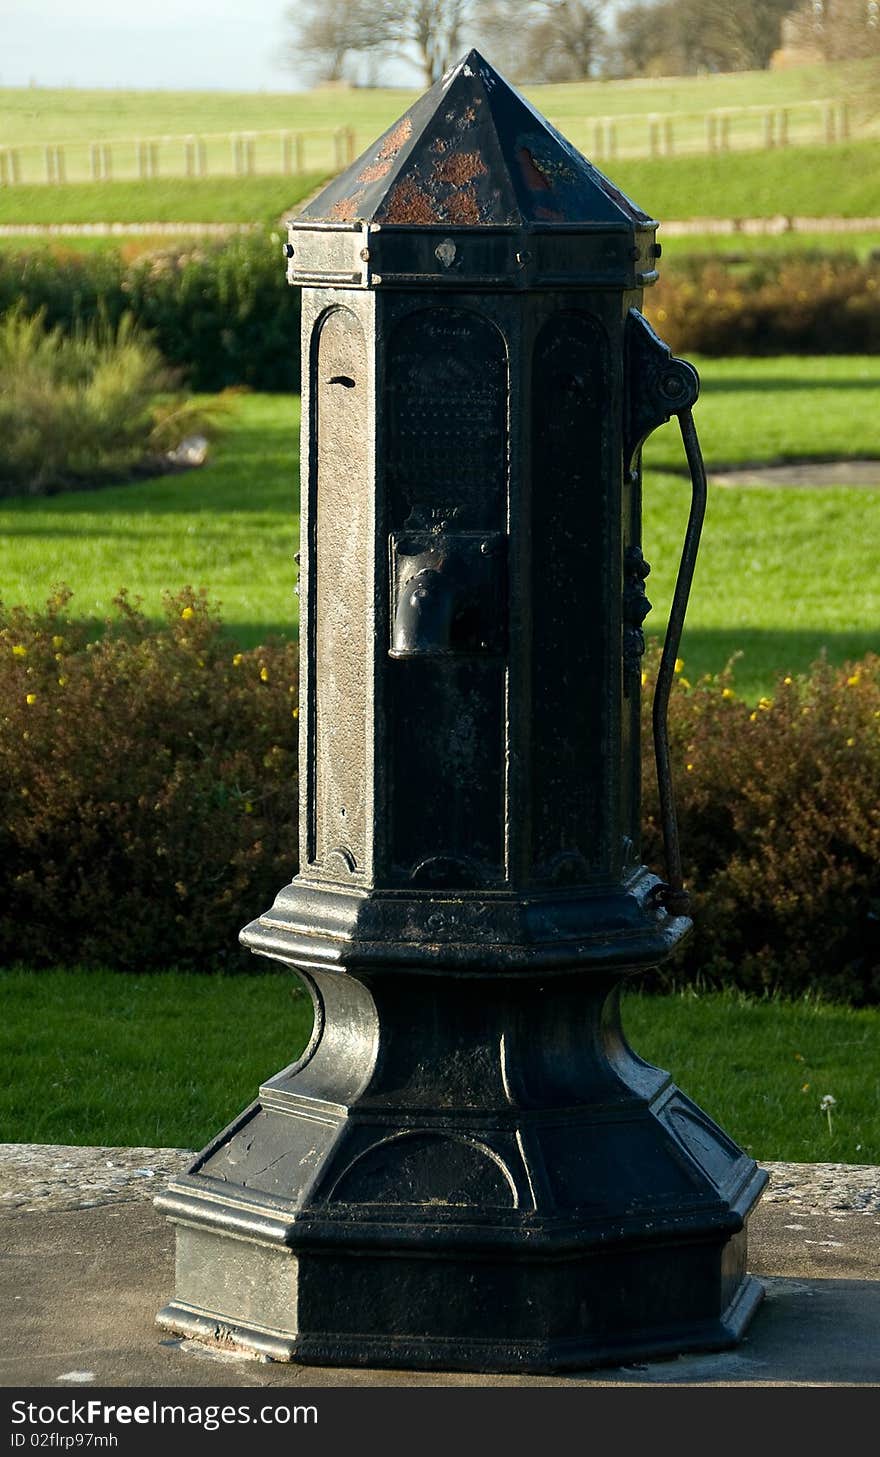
[156,952,767,1373]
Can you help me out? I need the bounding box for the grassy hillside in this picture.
[0,139,876,226]
[0,61,866,147]
[0,176,327,226]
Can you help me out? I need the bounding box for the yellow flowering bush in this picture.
[0,587,298,971]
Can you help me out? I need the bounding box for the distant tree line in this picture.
[283,0,880,87]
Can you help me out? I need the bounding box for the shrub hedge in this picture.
[1,592,878,1000]
[640,648,880,1005]
[645,251,880,356]
[1,244,877,372]
[0,589,298,971]
[0,232,301,392]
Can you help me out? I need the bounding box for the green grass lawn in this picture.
[1,360,876,697]
[0,175,328,227]
[0,968,875,1162]
[0,393,300,649]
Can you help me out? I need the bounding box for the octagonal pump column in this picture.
[156,51,767,1373]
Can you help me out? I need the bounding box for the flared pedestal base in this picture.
[156,947,767,1374]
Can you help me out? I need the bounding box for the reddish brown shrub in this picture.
[645,254,880,356]
[640,650,880,1003]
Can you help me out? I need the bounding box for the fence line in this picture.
[0,101,864,186]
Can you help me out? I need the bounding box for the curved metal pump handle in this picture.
[651,406,707,917]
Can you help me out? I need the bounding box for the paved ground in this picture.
[1,1148,878,1388]
[710,460,880,490]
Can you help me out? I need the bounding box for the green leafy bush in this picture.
[641,650,880,1004]
[0,231,301,392]
[0,308,215,497]
[0,588,298,970]
[646,253,880,356]
[1,592,877,999]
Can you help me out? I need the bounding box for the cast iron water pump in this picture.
[157,52,766,1373]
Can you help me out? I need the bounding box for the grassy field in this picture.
[1,361,876,698]
[0,61,868,145]
[0,59,877,205]
[1,140,878,227]
[0,968,875,1162]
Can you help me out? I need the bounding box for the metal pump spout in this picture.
[392,564,458,656]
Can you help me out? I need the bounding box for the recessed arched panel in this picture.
[312,306,370,876]
[530,311,611,881]
[385,306,509,886]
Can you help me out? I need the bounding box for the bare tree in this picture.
[610,0,800,77]
[376,1,477,86]
[786,0,880,60]
[283,0,381,84]
[475,0,609,81]
[285,0,479,89]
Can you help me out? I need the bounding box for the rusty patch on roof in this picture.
[358,160,392,184]
[435,151,487,187]
[518,147,552,192]
[443,186,482,224]
[382,177,437,224]
[330,198,359,222]
[378,117,413,161]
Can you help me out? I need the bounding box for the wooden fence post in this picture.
[777,109,788,147]
[763,111,775,148]
[839,102,849,140]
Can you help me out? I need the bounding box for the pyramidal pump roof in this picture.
[299,50,653,229]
